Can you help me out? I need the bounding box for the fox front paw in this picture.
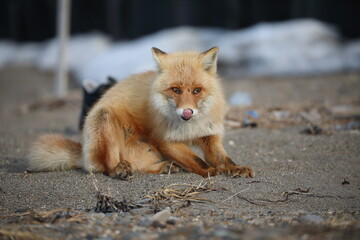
[109,160,133,180]
[227,166,254,178]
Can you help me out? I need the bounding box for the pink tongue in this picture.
[182,109,193,120]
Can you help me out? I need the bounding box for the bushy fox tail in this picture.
[28,134,82,172]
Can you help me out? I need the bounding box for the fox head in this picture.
[151,47,220,124]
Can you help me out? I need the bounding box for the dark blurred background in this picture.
[1,0,360,42]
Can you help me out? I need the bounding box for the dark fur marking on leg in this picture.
[202,136,211,146]
[224,156,236,167]
[193,156,211,169]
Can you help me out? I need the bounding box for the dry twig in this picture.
[237,187,359,206]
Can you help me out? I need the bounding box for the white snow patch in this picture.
[0,19,359,87]
[36,32,111,72]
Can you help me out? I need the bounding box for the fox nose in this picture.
[182,108,193,121]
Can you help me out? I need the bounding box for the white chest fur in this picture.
[164,117,224,141]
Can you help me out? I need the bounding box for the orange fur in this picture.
[28,47,254,179]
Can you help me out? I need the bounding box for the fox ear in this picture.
[152,47,167,70]
[201,47,219,74]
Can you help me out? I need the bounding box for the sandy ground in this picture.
[0,67,359,239]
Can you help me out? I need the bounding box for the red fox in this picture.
[29,47,254,179]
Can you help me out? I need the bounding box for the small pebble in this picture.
[151,207,171,222]
[298,214,324,224]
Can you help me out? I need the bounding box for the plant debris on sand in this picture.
[1,181,359,239]
[94,180,222,215]
[95,193,142,213]
[146,180,220,203]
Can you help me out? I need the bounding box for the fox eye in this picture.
[172,87,181,94]
[193,88,201,94]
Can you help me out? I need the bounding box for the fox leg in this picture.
[83,108,132,179]
[86,109,181,177]
[158,142,217,177]
[110,132,183,175]
[196,135,254,178]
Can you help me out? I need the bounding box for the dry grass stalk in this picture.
[146,179,218,203]
[89,170,99,193]
[219,187,251,204]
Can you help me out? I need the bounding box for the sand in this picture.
[0,67,359,239]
